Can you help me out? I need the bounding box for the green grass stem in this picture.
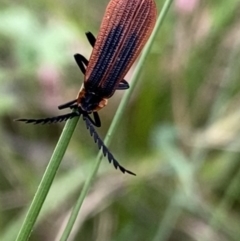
[15,117,79,241]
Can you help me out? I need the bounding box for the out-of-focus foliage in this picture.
[1,0,240,240]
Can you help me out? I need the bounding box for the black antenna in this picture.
[15,112,79,125]
[83,115,136,176]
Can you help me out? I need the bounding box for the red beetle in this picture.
[16,0,157,175]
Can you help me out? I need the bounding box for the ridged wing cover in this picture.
[85,0,157,98]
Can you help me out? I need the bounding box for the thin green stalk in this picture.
[16,117,79,241]
[152,192,182,241]
[60,0,174,240]
[202,167,240,241]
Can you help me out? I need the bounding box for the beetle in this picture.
[16,0,157,175]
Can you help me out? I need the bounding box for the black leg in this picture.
[58,99,77,110]
[93,112,101,127]
[116,79,129,90]
[74,54,89,75]
[84,112,101,127]
[86,32,96,47]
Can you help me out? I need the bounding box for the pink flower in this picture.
[175,0,199,14]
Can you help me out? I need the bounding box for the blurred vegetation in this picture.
[1,0,240,240]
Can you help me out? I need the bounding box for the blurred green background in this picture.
[1,0,240,240]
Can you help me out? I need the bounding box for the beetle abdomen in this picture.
[85,0,157,97]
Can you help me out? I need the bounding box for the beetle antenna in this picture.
[83,115,136,176]
[15,112,79,125]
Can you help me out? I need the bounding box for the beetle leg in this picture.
[86,32,96,47]
[74,54,89,75]
[93,112,101,127]
[116,79,129,90]
[85,112,101,127]
[58,100,77,110]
